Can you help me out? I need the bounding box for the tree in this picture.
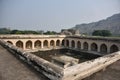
[92,30,112,37]
[0,28,11,34]
[10,30,19,34]
[44,31,58,35]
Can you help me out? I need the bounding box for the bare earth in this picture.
[0,45,49,80]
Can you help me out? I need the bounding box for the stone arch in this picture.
[50,40,55,47]
[66,40,69,47]
[34,40,41,49]
[77,41,81,49]
[62,40,65,46]
[100,44,107,53]
[71,40,75,48]
[26,40,32,49]
[16,40,23,49]
[43,40,48,48]
[7,41,13,45]
[83,42,88,50]
[91,43,98,51]
[56,40,60,46]
[110,45,119,53]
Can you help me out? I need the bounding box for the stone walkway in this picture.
[0,45,49,80]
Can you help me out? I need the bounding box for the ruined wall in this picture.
[0,40,63,80]
[63,51,120,80]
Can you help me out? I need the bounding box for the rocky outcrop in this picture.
[71,13,120,35]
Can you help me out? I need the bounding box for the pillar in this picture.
[75,41,77,49]
[23,42,26,50]
[41,41,43,48]
[32,41,34,49]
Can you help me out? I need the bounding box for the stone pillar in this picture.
[12,42,15,46]
[81,42,83,50]
[75,41,77,49]
[32,41,34,49]
[107,46,110,53]
[23,42,26,50]
[54,41,56,47]
[59,40,62,47]
[48,41,50,48]
[69,40,71,48]
[98,44,100,52]
[88,43,91,51]
[41,41,43,48]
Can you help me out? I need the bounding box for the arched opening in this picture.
[56,40,60,46]
[50,40,55,47]
[62,40,65,46]
[7,41,13,45]
[77,41,81,49]
[71,40,75,48]
[43,40,48,48]
[91,43,98,51]
[100,44,107,53]
[34,40,41,49]
[66,40,69,47]
[83,42,88,50]
[110,45,119,53]
[16,41,23,49]
[26,40,32,49]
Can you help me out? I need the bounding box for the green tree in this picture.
[10,30,19,34]
[0,28,11,34]
[92,30,112,37]
[44,31,58,35]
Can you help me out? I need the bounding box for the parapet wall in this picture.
[0,40,63,80]
[0,34,66,39]
[63,51,120,80]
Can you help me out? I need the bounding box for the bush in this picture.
[92,30,112,37]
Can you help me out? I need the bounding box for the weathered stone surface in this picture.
[63,51,120,80]
[0,39,120,80]
[0,44,49,80]
[52,55,79,68]
[0,40,63,80]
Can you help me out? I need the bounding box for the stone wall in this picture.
[0,40,63,80]
[1,35,119,54]
[63,51,120,80]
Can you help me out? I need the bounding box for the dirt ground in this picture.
[0,45,49,80]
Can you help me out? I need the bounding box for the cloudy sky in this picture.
[0,0,120,32]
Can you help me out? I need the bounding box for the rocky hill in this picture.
[71,13,120,35]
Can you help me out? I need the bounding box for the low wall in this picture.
[63,51,120,80]
[0,34,66,39]
[0,40,63,80]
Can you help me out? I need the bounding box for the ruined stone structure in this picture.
[0,35,120,80]
[0,35,119,54]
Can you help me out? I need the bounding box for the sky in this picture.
[0,0,120,32]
